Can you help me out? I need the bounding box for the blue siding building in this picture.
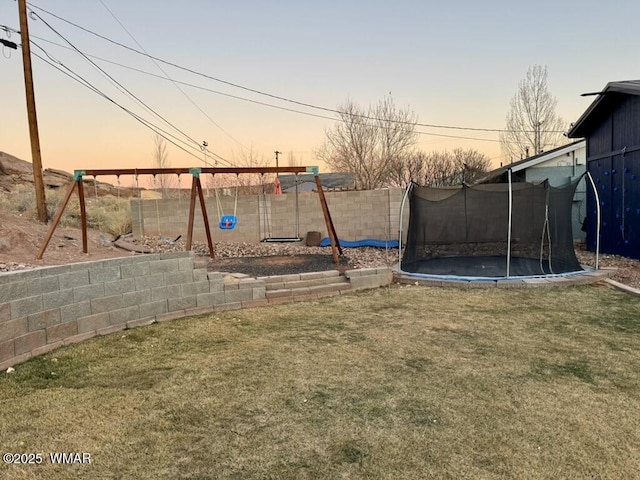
[568,81,640,260]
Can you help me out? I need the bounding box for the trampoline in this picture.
[401,255,582,278]
[398,171,601,281]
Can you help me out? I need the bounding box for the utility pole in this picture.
[535,120,543,155]
[18,0,48,222]
[274,150,281,178]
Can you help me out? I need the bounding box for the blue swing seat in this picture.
[219,215,238,230]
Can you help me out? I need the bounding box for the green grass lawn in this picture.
[1,284,640,479]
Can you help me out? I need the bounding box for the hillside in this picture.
[0,151,137,268]
[0,151,137,197]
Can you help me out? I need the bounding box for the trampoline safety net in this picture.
[401,178,583,278]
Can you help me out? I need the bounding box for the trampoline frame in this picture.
[397,170,602,280]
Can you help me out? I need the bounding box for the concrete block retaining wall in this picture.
[0,254,393,370]
[345,268,394,290]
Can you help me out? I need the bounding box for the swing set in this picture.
[37,165,343,264]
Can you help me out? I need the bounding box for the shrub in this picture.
[0,186,131,236]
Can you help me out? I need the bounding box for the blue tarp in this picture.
[320,238,399,248]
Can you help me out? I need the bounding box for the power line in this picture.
[27,8,232,166]
[28,39,234,167]
[96,0,248,153]
[30,47,201,162]
[28,10,192,145]
[5,7,505,148]
[13,29,503,145]
[26,3,565,135]
[7,20,504,151]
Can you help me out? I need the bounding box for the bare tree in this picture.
[389,148,491,187]
[450,148,492,185]
[316,95,419,189]
[388,151,426,188]
[499,65,567,162]
[151,133,176,198]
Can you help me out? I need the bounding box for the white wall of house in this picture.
[524,143,587,241]
[525,143,587,184]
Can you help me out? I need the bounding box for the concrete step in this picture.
[258,270,341,284]
[265,275,348,291]
[265,280,351,299]
[258,270,340,289]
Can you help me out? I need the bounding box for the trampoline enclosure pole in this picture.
[398,182,413,272]
[506,169,513,278]
[586,172,601,270]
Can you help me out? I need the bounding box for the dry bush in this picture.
[0,186,131,236]
[86,201,131,236]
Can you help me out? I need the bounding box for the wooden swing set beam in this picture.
[80,166,310,177]
[36,166,342,266]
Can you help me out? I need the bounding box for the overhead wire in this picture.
[25,8,233,166]
[28,39,229,167]
[30,48,199,162]
[96,0,249,153]
[2,29,232,165]
[4,7,504,155]
[7,26,502,145]
[26,2,565,135]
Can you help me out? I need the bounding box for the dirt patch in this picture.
[0,211,132,271]
[210,254,350,277]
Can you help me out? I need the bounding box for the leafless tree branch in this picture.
[388,149,491,188]
[151,133,176,198]
[500,65,568,163]
[316,96,418,189]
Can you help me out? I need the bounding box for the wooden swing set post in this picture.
[195,175,215,259]
[37,172,91,259]
[36,179,77,259]
[185,170,215,258]
[314,174,342,265]
[77,179,88,254]
[185,175,198,252]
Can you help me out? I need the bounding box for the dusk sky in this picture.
[2,0,640,176]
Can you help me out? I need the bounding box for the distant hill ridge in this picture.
[0,151,137,197]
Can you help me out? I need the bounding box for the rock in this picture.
[0,262,36,272]
[0,237,10,252]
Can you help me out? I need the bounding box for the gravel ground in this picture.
[575,245,640,289]
[131,237,398,276]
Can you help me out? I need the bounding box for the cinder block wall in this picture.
[131,196,262,243]
[132,188,409,243]
[0,254,394,370]
[0,252,266,371]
